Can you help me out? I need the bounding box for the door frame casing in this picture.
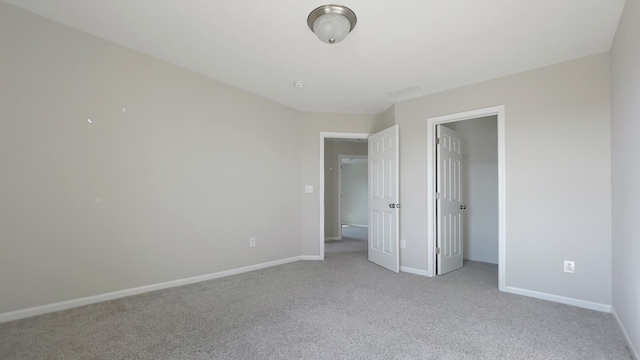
[320,132,371,259]
[426,105,506,291]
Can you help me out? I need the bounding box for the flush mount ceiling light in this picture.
[307,4,357,44]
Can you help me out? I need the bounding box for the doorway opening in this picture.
[319,126,400,273]
[338,155,368,241]
[427,106,506,291]
[319,132,370,259]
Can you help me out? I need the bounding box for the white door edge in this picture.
[426,105,506,292]
[319,132,371,260]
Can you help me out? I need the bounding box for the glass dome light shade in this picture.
[307,5,357,45]
[312,13,351,44]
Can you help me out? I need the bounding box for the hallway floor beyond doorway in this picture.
[340,225,367,241]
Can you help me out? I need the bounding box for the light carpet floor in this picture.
[0,244,633,359]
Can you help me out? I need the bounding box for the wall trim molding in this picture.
[464,256,498,265]
[343,223,368,228]
[505,286,611,313]
[612,307,639,360]
[324,236,341,241]
[300,255,323,261]
[400,266,430,276]
[0,256,303,324]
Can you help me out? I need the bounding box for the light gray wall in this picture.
[395,53,612,306]
[300,113,382,256]
[448,116,498,264]
[378,105,396,129]
[0,4,302,314]
[0,0,626,326]
[610,0,640,355]
[323,141,367,238]
[341,161,368,226]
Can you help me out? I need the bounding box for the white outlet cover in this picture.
[304,185,313,193]
[400,240,406,249]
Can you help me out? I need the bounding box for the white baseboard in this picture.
[612,307,639,360]
[325,236,341,241]
[0,256,302,324]
[343,223,368,228]
[300,255,323,261]
[505,286,611,313]
[464,256,498,264]
[400,266,430,277]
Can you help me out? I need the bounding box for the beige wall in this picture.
[324,141,367,238]
[610,0,640,355]
[0,4,302,313]
[395,53,612,305]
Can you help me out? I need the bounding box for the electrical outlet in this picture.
[564,260,575,273]
[249,237,256,248]
[400,240,406,249]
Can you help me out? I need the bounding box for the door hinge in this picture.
[436,247,441,255]
[436,137,440,145]
[435,192,440,199]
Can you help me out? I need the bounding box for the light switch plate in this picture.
[564,260,575,273]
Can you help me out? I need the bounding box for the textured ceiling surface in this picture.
[3,0,626,114]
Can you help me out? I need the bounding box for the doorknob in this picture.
[389,204,396,208]
[460,205,467,210]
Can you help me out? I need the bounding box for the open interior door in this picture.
[368,125,399,273]
[436,125,464,274]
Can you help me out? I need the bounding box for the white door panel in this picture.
[368,125,399,273]
[437,125,464,274]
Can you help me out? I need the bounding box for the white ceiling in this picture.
[3,0,625,114]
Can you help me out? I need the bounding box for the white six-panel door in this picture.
[368,125,399,273]
[437,125,464,274]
